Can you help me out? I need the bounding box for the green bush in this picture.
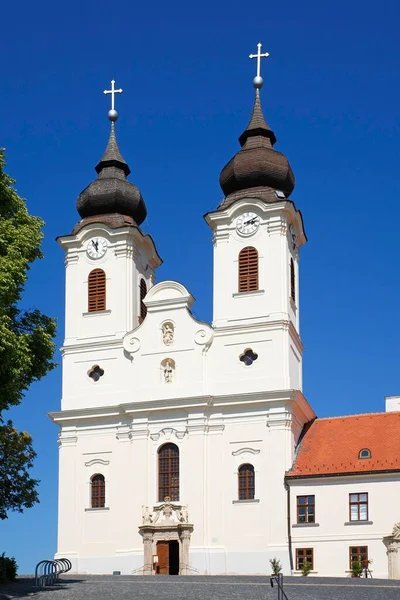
[269,558,283,574]
[351,560,363,578]
[301,559,312,576]
[0,553,18,584]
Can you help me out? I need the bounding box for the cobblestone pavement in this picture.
[2,575,400,600]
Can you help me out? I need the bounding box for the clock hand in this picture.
[244,218,257,226]
[92,241,99,251]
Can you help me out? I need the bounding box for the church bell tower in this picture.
[205,45,306,392]
[57,81,162,411]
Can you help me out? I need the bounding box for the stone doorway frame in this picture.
[139,523,193,575]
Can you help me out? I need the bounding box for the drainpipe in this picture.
[285,479,294,573]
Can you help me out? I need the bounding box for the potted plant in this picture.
[351,560,363,578]
[301,559,312,576]
[269,558,283,575]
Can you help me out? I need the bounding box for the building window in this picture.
[349,546,368,569]
[239,348,258,366]
[238,464,255,500]
[88,269,106,312]
[296,548,313,571]
[349,493,368,521]
[139,278,147,323]
[290,258,296,303]
[158,443,179,501]
[238,247,258,292]
[91,474,105,508]
[358,448,371,459]
[297,495,315,523]
[88,365,104,382]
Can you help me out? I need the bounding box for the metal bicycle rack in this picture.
[35,557,72,589]
[270,574,290,600]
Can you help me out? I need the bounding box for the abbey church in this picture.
[50,47,400,579]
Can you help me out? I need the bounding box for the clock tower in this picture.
[205,45,306,392]
[57,81,161,411]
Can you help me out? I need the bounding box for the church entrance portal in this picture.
[156,540,179,575]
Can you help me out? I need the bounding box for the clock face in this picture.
[86,237,107,259]
[236,212,260,236]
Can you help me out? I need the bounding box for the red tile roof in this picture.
[286,412,400,478]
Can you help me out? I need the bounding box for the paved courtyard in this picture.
[2,575,400,600]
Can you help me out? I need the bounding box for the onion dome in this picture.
[219,88,295,208]
[77,121,147,225]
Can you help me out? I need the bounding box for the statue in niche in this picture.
[163,360,174,383]
[162,322,174,346]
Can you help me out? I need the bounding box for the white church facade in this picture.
[50,51,400,578]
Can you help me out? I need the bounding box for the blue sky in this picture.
[1,0,399,575]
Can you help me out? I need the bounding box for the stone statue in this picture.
[392,522,400,539]
[142,506,153,525]
[178,505,188,523]
[162,323,174,346]
[163,360,174,383]
[163,497,174,521]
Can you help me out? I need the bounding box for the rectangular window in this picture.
[349,493,368,521]
[297,495,315,523]
[296,548,314,571]
[349,546,368,569]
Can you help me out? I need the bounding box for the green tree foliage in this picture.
[0,149,56,519]
[0,423,38,520]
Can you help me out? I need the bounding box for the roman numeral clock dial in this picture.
[236,212,260,236]
[86,237,108,259]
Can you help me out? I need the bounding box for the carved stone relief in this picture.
[150,427,187,442]
[162,322,174,346]
[84,458,110,467]
[231,447,261,457]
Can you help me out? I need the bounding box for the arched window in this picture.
[88,269,106,312]
[158,443,179,501]
[290,258,296,303]
[91,474,105,508]
[238,464,255,500]
[139,278,147,323]
[238,247,258,292]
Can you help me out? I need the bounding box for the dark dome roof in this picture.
[219,90,295,207]
[77,124,147,225]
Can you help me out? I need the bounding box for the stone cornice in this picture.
[61,337,123,354]
[49,389,312,425]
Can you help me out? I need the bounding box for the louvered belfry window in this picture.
[91,474,105,508]
[290,258,296,303]
[139,279,147,323]
[238,464,255,500]
[238,247,259,292]
[88,269,106,312]
[158,443,179,501]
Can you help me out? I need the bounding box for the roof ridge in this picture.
[315,411,400,421]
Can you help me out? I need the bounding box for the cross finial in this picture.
[104,79,123,122]
[249,42,270,89]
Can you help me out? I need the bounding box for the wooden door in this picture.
[157,541,169,575]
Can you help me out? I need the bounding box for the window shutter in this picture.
[88,269,106,312]
[238,247,259,292]
[290,258,296,303]
[139,279,147,322]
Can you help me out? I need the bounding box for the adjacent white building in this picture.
[50,62,400,578]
